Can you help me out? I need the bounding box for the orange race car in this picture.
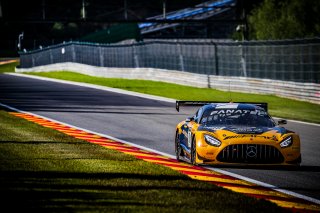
[175,101,301,166]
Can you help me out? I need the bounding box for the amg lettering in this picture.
[224,135,276,140]
[224,135,249,140]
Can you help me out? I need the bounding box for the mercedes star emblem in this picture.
[246,146,257,158]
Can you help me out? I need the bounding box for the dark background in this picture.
[0,0,261,56]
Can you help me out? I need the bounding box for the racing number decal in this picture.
[182,123,193,149]
[187,129,192,148]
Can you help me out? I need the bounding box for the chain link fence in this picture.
[19,38,320,83]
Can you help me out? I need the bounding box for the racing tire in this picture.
[191,136,197,165]
[175,132,181,162]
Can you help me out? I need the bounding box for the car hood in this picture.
[198,125,288,135]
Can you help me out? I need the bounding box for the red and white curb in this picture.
[5,109,319,212]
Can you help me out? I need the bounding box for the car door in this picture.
[181,108,202,154]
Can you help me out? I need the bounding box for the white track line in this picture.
[205,167,320,205]
[1,101,320,205]
[6,72,320,127]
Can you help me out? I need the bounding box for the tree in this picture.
[248,0,320,40]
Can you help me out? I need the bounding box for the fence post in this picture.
[212,41,219,76]
[49,48,53,64]
[177,41,184,71]
[71,43,76,62]
[32,55,35,67]
[133,44,139,68]
[98,46,104,67]
[240,43,247,77]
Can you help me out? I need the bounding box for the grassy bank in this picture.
[0,109,284,212]
[0,60,19,73]
[25,71,320,124]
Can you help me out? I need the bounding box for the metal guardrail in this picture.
[15,62,320,104]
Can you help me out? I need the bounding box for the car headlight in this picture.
[280,136,293,148]
[204,134,221,147]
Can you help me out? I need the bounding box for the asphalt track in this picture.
[1,73,320,202]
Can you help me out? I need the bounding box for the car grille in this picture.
[216,144,284,164]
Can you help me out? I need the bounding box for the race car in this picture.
[174,101,301,166]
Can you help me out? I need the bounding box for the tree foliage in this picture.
[248,0,320,40]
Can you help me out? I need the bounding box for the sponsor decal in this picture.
[210,109,267,117]
[198,126,225,132]
[224,134,277,141]
[215,104,239,109]
[210,109,251,116]
[224,126,276,134]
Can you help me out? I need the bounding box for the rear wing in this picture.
[176,101,268,112]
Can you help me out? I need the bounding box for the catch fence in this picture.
[19,38,320,83]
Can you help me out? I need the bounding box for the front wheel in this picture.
[191,136,197,165]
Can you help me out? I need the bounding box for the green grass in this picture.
[25,71,320,124]
[0,60,19,73]
[0,109,285,212]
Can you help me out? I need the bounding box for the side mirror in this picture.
[186,116,194,122]
[278,119,287,125]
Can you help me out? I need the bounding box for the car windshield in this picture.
[200,108,275,127]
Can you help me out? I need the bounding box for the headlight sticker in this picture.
[280,136,293,148]
[204,135,221,147]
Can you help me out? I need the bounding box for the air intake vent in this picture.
[217,144,284,164]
